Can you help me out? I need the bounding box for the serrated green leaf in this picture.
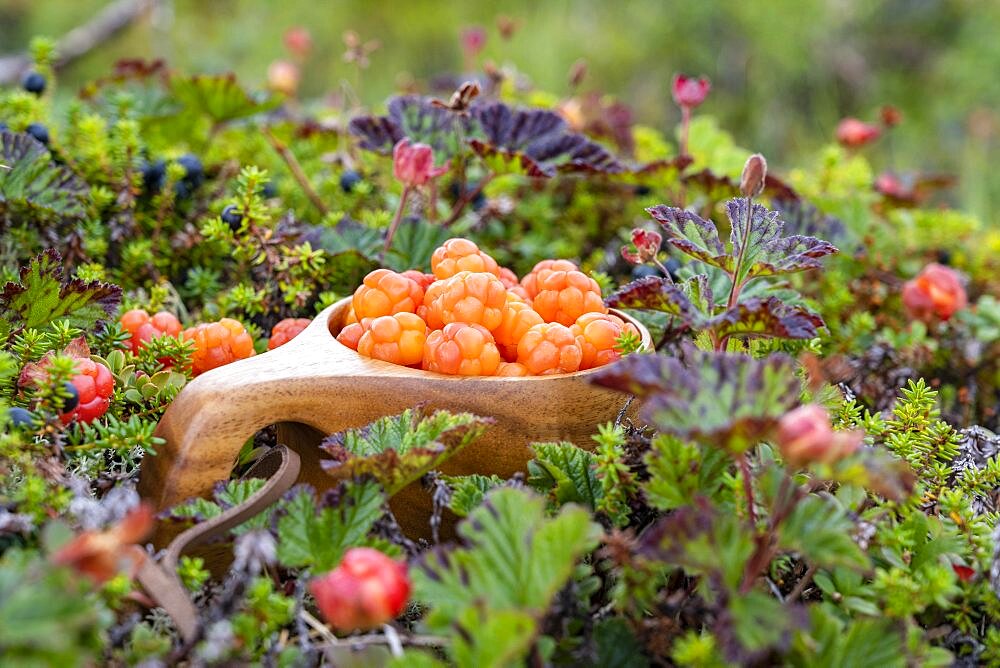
[413,488,601,628]
[0,250,121,339]
[275,481,384,571]
[171,73,280,123]
[451,606,537,668]
[384,218,452,273]
[444,474,505,517]
[790,603,905,668]
[0,131,88,223]
[589,617,650,668]
[169,479,269,534]
[778,495,868,570]
[527,442,602,509]
[320,407,491,496]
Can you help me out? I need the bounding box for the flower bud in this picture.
[740,153,767,198]
[902,263,967,322]
[836,118,881,148]
[283,27,313,59]
[310,547,411,632]
[267,60,300,96]
[621,228,662,265]
[392,139,449,188]
[776,404,862,466]
[671,74,711,110]
[460,26,487,58]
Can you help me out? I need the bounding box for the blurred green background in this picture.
[1,0,997,219]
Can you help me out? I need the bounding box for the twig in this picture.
[262,128,328,217]
[441,173,493,226]
[739,453,758,528]
[0,0,161,84]
[785,563,818,603]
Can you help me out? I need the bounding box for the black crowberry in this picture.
[62,381,80,412]
[339,170,362,193]
[21,71,46,95]
[7,407,33,427]
[25,123,49,145]
[221,205,243,231]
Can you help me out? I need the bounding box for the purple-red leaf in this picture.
[647,205,731,272]
[726,199,838,280]
[710,297,825,342]
[605,276,704,327]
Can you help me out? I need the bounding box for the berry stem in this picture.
[384,185,413,253]
[263,128,329,217]
[739,452,757,529]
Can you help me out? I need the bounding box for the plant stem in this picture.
[680,106,691,157]
[739,453,758,529]
[786,563,818,604]
[263,128,328,217]
[442,172,493,227]
[384,185,412,253]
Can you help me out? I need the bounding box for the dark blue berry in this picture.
[630,264,659,280]
[25,123,49,145]
[7,407,33,427]
[62,381,79,412]
[141,160,166,194]
[339,169,362,193]
[259,182,277,198]
[664,257,682,281]
[221,205,243,231]
[21,71,46,95]
[0,121,8,132]
[635,185,652,197]
[936,249,952,266]
[177,154,203,184]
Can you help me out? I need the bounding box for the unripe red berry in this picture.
[309,548,411,632]
[901,263,967,322]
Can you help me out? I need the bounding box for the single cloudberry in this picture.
[430,238,500,280]
[571,312,640,369]
[61,359,115,424]
[420,271,506,331]
[401,270,436,292]
[310,547,410,632]
[119,309,183,355]
[357,312,428,366]
[423,323,501,376]
[183,318,255,376]
[337,319,370,351]
[268,317,311,350]
[901,263,967,322]
[352,269,424,320]
[344,306,359,325]
[516,322,583,375]
[498,266,519,289]
[496,361,529,377]
[520,259,579,300]
[530,267,606,326]
[493,297,544,362]
[507,284,532,302]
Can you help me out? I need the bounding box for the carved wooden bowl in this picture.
[138,297,651,538]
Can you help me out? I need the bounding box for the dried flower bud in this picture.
[776,404,863,467]
[621,228,662,265]
[568,59,588,88]
[393,139,449,188]
[902,263,967,322]
[267,60,300,96]
[740,153,767,197]
[836,118,881,148]
[879,105,902,128]
[51,503,154,585]
[310,547,411,631]
[496,15,519,40]
[671,74,711,110]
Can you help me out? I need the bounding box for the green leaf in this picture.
[168,479,268,534]
[324,249,380,295]
[709,297,825,342]
[790,603,905,668]
[275,481,385,571]
[413,488,601,627]
[647,205,731,272]
[0,131,88,223]
[643,435,730,510]
[320,407,492,496]
[724,590,802,659]
[0,250,121,339]
[589,617,650,668]
[384,217,452,273]
[444,474,505,517]
[778,495,868,570]
[605,276,705,327]
[171,73,280,123]
[527,441,602,509]
[450,607,537,668]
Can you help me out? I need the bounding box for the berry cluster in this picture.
[337,238,638,375]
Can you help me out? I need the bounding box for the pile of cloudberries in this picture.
[336,238,639,376]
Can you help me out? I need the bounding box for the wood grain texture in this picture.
[138,297,651,540]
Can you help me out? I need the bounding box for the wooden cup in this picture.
[138,298,651,540]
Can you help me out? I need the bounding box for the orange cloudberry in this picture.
[352,269,424,320]
[430,238,500,280]
[516,322,583,375]
[357,313,428,366]
[268,318,311,350]
[420,271,506,331]
[423,323,501,376]
[571,312,639,369]
[183,318,255,376]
